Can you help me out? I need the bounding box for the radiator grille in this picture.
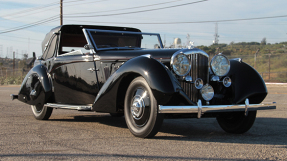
[180,54,209,103]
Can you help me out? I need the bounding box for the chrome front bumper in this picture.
[158,99,276,118]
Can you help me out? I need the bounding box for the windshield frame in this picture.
[85,29,164,51]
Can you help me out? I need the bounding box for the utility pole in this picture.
[0,45,2,58]
[164,34,166,48]
[213,22,219,45]
[28,38,30,55]
[13,51,15,76]
[265,49,272,80]
[186,34,190,48]
[268,54,271,80]
[60,0,63,25]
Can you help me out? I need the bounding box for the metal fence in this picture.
[1,53,287,85]
[0,68,28,85]
[226,54,287,82]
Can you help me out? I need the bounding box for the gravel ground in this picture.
[0,85,286,160]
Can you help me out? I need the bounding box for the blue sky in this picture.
[0,0,286,58]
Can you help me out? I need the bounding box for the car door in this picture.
[51,52,99,105]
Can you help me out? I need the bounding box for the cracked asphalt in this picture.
[0,85,286,160]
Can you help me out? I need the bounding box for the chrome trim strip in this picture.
[158,100,276,115]
[44,103,92,111]
[171,48,209,62]
[43,34,57,53]
[182,48,209,58]
[54,55,94,64]
[87,29,161,37]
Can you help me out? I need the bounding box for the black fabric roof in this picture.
[41,24,141,53]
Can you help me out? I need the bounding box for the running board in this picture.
[44,103,92,111]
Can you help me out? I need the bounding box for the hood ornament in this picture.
[187,41,195,49]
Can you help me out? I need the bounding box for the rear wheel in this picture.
[31,104,53,120]
[124,77,164,138]
[216,111,257,134]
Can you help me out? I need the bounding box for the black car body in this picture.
[11,25,276,138]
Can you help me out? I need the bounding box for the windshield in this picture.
[86,29,163,50]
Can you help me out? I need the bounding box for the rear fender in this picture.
[93,56,182,112]
[18,64,52,105]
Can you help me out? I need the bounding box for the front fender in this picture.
[18,64,52,105]
[227,59,267,104]
[93,56,182,112]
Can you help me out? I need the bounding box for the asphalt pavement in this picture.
[0,85,286,160]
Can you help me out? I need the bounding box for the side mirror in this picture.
[84,44,94,50]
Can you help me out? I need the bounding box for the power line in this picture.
[0,7,59,21]
[65,0,182,15]
[0,0,87,19]
[65,14,287,24]
[64,0,209,17]
[64,0,108,7]
[0,0,107,21]
[0,2,59,18]
[0,16,59,35]
[0,37,40,44]
[0,35,42,41]
[0,0,109,34]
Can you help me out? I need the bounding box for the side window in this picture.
[43,35,58,60]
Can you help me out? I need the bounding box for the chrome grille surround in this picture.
[171,49,209,103]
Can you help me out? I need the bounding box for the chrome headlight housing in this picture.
[210,54,230,77]
[170,53,191,76]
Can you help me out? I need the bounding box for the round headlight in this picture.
[171,53,191,76]
[200,84,214,101]
[210,54,230,76]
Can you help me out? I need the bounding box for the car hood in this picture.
[96,49,181,63]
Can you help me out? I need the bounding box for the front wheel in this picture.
[216,111,257,134]
[124,77,164,138]
[31,103,53,120]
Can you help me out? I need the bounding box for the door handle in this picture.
[87,68,97,72]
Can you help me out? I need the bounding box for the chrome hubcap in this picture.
[131,95,145,120]
[129,88,151,127]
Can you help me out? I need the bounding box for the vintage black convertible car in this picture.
[11,25,276,138]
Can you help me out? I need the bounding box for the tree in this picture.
[261,37,267,45]
[23,54,28,60]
